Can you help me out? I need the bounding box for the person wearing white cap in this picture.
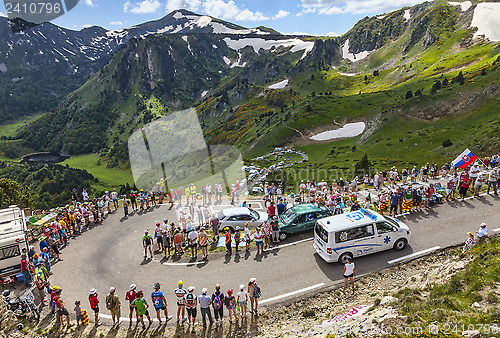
[88,289,100,326]
[237,284,248,318]
[198,288,214,328]
[248,278,260,315]
[184,286,197,326]
[126,284,139,324]
[476,222,489,244]
[106,287,121,325]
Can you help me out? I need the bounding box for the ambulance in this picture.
[313,208,411,264]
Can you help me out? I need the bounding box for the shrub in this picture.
[442,139,453,147]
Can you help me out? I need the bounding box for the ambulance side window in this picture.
[376,222,396,235]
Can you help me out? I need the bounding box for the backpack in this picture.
[254,286,261,299]
[106,295,114,310]
[185,293,195,306]
[213,293,223,310]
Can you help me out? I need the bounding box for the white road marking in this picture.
[493,228,500,232]
[264,237,314,251]
[395,212,410,218]
[260,283,325,304]
[388,246,441,265]
[100,313,170,323]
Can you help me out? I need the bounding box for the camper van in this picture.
[313,208,411,264]
[0,206,29,283]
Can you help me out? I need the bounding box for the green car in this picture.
[277,203,332,241]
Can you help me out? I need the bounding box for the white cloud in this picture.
[110,21,124,25]
[166,0,201,13]
[124,0,161,14]
[123,1,131,12]
[318,6,343,15]
[83,24,93,28]
[0,12,6,17]
[85,0,94,7]
[326,31,339,36]
[236,9,269,21]
[273,10,290,20]
[296,7,316,16]
[202,0,270,21]
[300,0,425,15]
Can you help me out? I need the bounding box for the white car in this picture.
[217,207,268,232]
[251,186,263,194]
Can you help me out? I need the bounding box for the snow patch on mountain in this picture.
[471,2,500,41]
[269,79,289,89]
[447,1,472,11]
[403,9,411,21]
[197,16,212,28]
[223,37,314,60]
[342,39,371,62]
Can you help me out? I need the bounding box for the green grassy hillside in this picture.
[14,0,500,187]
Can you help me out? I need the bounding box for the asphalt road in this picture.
[50,193,500,323]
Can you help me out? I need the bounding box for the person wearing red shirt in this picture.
[89,289,101,326]
[20,253,30,287]
[126,284,139,324]
[267,202,276,219]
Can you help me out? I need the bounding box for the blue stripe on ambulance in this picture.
[332,243,382,254]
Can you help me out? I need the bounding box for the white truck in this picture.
[0,206,29,283]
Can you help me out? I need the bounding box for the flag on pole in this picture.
[451,148,478,168]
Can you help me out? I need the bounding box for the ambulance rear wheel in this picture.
[339,252,353,264]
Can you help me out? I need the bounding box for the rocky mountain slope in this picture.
[0,9,278,122]
[7,1,500,170]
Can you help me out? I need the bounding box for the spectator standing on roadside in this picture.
[225,228,232,255]
[342,258,356,295]
[244,222,252,252]
[55,288,70,326]
[459,175,471,200]
[89,289,101,326]
[184,286,198,326]
[271,216,280,246]
[254,226,264,254]
[234,226,241,253]
[199,288,214,328]
[225,289,237,324]
[487,168,499,195]
[212,284,224,325]
[210,215,220,241]
[151,282,172,324]
[20,253,30,288]
[474,171,485,197]
[248,278,260,315]
[174,281,187,325]
[470,163,480,186]
[131,291,152,330]
[198,227,209,259]
[237,284,248,318]
[126,284,139,324]
[105,287,121,326]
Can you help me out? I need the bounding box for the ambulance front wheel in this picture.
[394,238,407,251]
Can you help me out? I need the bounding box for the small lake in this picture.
[21,152,69,164]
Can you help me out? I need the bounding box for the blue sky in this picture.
[0,0,426,36]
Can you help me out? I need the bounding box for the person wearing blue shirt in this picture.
[39,237,49,252]
[41,247,51,273]
[151,283,172,323]
[198,288,214,327]
[276,200,286,215]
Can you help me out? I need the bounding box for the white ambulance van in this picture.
[313,208,411,264]
[0,206,29,282]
